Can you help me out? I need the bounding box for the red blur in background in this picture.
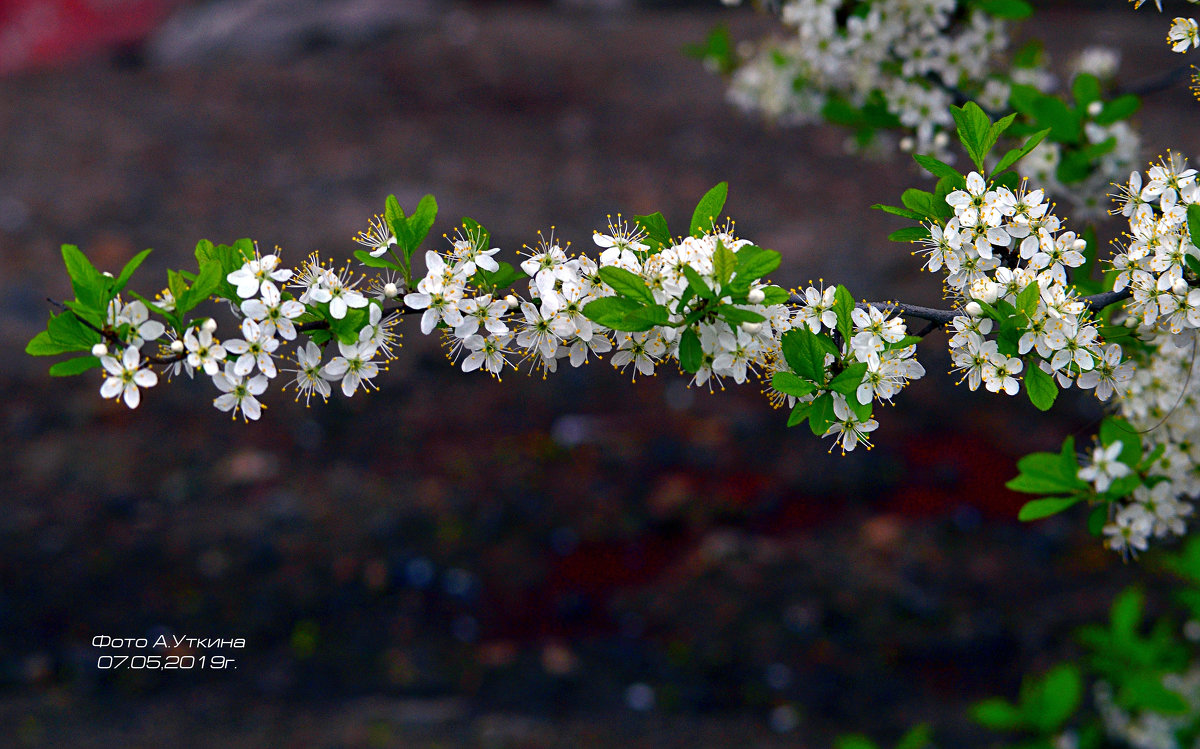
[0,0,174,75]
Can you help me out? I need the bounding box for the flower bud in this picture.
[505,295,519,309]
[101,271,113,278]
[1087,101,1103,117]
[170,339,185,353]
[965,302,984,318]
[1072,238,1087,251]
[740,321,762,334]
[383,282,399,299]
[91,343,108,357]
[899,136,915,152]
[202,318,218,333]
[747,288,766,304]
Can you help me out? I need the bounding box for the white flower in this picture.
[184,326,227,376]
[222,318,280,378]
[285,341,331,406]
[107,298,165,346]
[226,251,292,299]
[1079,441,1133,493]
[1168,17,1199,53]
[212,362,269,422]
[823,393,878,453]
[307,267,369,320]
[461,334,513,378]
[321,340,380,397]
[240,281,306,340]
[99,345,157,409]
[611,332,665,381]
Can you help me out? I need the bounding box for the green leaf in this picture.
[1024,363,1058,411]
[949,102,994,172]
[1030,95,1082,144]
[26,329,73,356]
[178,260,223,316]
[62,244,109,314]
[895,724,933,749]
[718,305,767,324]
[406,195,438,262]
[583,296,647,329]
[1015,282,1040,319]
[994,128,1051,174]
[781,329,830,384]
[634,212,672,251]
[787,401,813,428]
[712,240,736,287]
[1007,446,1085,495]
[808,392,836,436]
[833,285,855,344]
[1031,664,1082,731]
[985,112,1018,157]
[622,304,671,330]
[1111,587,1144,641]
[599,265,656,305]
[828,362,869,399]
[386,196,415,254]
[759,286,790,305]
[1018,496,1083,522]
[353,250,402,270]
[900,189,936,219]
[888,227,931,242]
[734,245,781,283]
[113,249,152,293]
[834,736,877,749]
[46,310,101,350]
[1119,673,1188,714]
[1093,95,1140,126]
[871,203,925,221]
[1073,74,1101,108]
[971,698,1023,731]
[773,371,817,398]
[1188,204,1200,250]
[690,182,728,237]
[48,355,100,376]
[327,306,369,345]
[679,327,702,373]
[972,0,1032,19]
[913,154,960,180]
[682,265,714,300]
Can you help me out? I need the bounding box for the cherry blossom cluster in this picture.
[724,0,1009,154]
[1088,152,1200,554]
[716,0,1141,218]
[93,249,403,421]
[917,170,1128,401]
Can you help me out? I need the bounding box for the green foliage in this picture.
[1009,436,1090,522]
[949,101,1015,173]
[1024,362,1057,411]
[691,182,728,237]
[781,328,830,384]
[683,25,735,75]
[1188,204,1200,250]
[634,211,671,251]
[970,0,1033,19]
[471,260,524,295]
[679,327,702,373]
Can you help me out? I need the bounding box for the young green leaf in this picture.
[912,153,960,180]
[828,362,869,399]
[679,326,702,373]
[808,392,836,436]
[993,127,1051,175]
[1188,204,1200,250]
[634,212,672,251]
[690,182,728,237]
[682,265,714,300]
[598,265,656,304]
[354,250,402,270]
[949,102,994,172]
[888,227,931,242]
[407,195,438,258]
[871,203,925,221]
[781,328,830,384]
[583,296,647,329]
[1024,363,1058,411]
[48,355,101,376]
[772,371,817,398]
[1018,496,1083,522]
[712,240,737,287]
[833,285,855,344]
[734,245,781,283]
[114,248,153,293]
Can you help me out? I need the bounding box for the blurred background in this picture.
[2,0,1199,746]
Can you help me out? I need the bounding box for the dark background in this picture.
[1,0,1198,746]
